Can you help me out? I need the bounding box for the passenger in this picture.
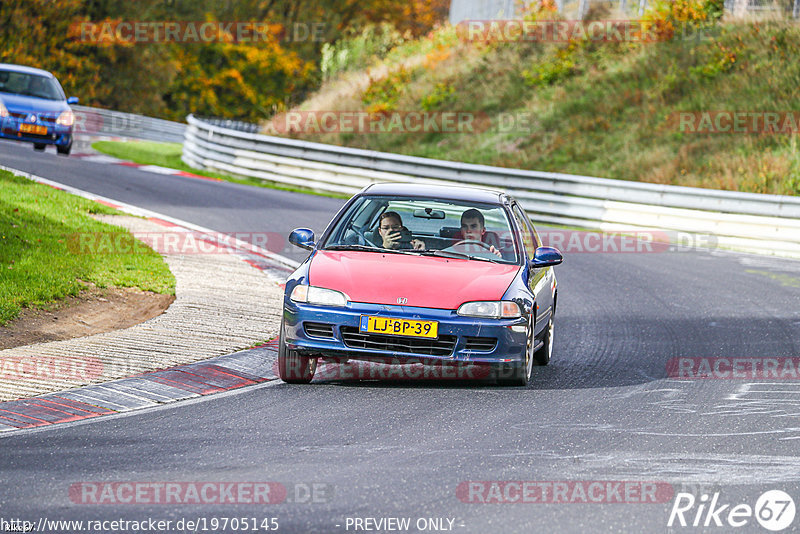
[377,211,425,251]
[459,208,501,257]
[28,76,49,98]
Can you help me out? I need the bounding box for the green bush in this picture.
[320,23,406,80]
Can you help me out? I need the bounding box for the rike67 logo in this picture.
[668,490,796,531]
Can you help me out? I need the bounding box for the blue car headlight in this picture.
[0,100,8,118]
[290,285,349,307]
[457,301,522,319]
[56,110,74,127]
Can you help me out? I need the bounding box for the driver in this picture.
[459,209,501,257]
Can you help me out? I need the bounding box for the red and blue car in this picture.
[279,183,562,386]
[0,64,78,155]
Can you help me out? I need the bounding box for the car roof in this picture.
[362,182,507,204]
[0,63,54,78]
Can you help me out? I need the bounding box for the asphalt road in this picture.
[2,139,800,533]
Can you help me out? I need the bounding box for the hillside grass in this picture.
[0,170,175,325]
[273,18,800,195]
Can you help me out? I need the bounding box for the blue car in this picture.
[0,64,78,155]
[279,183,563,386]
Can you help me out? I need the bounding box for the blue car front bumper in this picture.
[283,299,528,365]
[0,118,72,146]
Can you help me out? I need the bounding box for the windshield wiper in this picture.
[325,244,379,252]
[324,244,416,255]
[416,249,502,263]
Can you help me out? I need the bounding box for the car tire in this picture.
[533,314,554,366]
[33,143,46,151]
[277,318,317,384]
[57,142,72,156]
[497,312,534,387]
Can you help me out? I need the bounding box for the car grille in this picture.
[8,112,56,124]
[340,327,457,357]
[304,322,335,339]
[464,337,497,352]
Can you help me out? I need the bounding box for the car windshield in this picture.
[0,70,64,101]
[323,195,520,264]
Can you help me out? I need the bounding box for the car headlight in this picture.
[457,301,522,319]
[56,110,74,126]
[290,285,349,307]
[0,100,8,118]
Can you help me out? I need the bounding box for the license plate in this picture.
[20,123,47,135]
[359,316,438,339]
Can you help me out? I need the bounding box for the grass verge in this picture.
[91,140,349,199]
[0,169,175,325]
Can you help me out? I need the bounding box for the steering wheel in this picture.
[451,239,494,251]
[350,224,378,247]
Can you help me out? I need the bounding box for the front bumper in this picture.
[283,299,528,365]
[0,118,72,146]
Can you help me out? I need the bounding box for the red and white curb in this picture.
[0,340,280,432]
[70,152,223,182]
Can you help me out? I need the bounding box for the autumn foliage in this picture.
[0,0,447,121]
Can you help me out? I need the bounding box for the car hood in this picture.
[308,250,521,309]
[0,92,68,114]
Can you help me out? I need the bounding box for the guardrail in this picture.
[72,105,186,144]
[182,114,800,258]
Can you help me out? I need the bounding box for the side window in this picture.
[511,204,536,259]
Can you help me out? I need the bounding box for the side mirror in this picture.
[530,246,563,268]
[289,228,315,250]
[66,97,79,105]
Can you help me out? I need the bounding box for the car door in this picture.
[510,202,553,338]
